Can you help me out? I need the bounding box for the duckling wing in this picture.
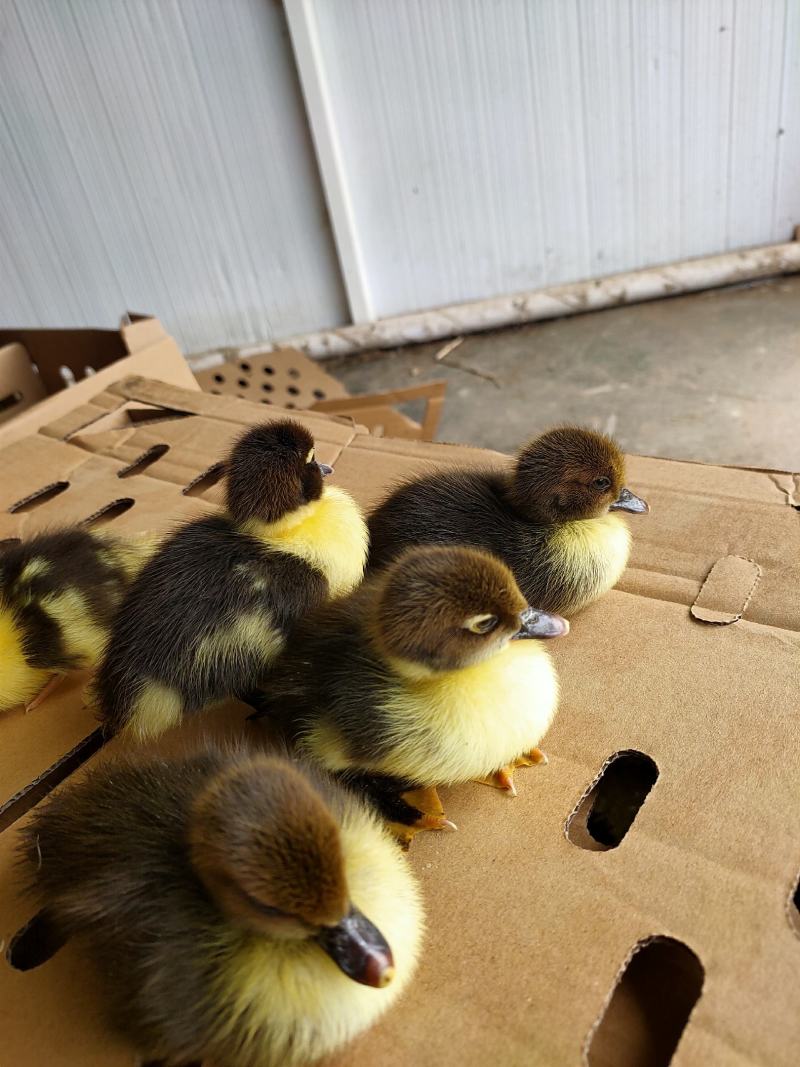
[367,469,520,569]
[96,516,327,736]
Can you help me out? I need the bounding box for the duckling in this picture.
[368,426,649,616]
[96,419,368,741]
[19,744,423,1067]
[256,545,568,839]
[0,527,155,713]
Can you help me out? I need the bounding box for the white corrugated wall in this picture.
[2,0,799,351]
[291,0,800,321]
[0,0,348,352]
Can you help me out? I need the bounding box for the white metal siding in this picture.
[0,0,347,352]
[298,0,800,320]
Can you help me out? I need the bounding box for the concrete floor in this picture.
[327,276,800,470]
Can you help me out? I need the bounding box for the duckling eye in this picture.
[465,614,498,635]
[592,476,612,492]
[306,448,315,464]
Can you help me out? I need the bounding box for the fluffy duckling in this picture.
[368,426,649,616]
[20,744,422,1067]
[256,545,568,838]
[0,528,154,713]
[96,419,368,741]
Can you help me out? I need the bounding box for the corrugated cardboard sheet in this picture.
[0,379,799,1067]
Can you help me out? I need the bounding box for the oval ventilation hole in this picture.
[788,874,800,937]
[262,365,274,376]
[141,1060,203,1067]
[566,751,658,851]
[287,368,300,379]
[117,443,170,478]
[183,461,227,497]
[9,480,70,514]
[313,388,326,400]
[286,402,296,409]
[287,385,300,396]
[585,936,704,1067]
[8,910,69,971]
[237,378,248,389]
[261,399,272,405]
[0,390,23,414]
[82,498,135,527]
[239,361,251,373]
[0,727,106,835]
[262,382,273,393]
[213,372,225,384]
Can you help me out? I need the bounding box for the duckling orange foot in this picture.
[24,674,64,712]
[475,765,519,796]
[515,747,549,767]
[388,812,458,850]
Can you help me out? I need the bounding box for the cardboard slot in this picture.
[8,480,70,513]
[585,936,704,1067]
[7,911,69,972]
[0,728,105,835]
[117,443,170,478]
[183,462,227,496]
[0,537,22,549]
[82,498,135,527]
[0,391,22,414]
[789,877,800,937]
[566,751,659,851]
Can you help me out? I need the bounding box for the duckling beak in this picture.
[316,905,395,988]
[610,487,649,513]
[317,462,334,477]
[513,607,569,639]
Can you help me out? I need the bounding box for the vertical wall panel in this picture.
[302,0,800,320]
[0,0,347,352]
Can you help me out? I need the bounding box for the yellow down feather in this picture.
[305,639,559,785]
[243,485,368,598]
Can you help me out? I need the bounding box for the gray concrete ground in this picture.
[327,276,800,470]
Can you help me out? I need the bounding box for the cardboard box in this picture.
[1,378,799,1066]
[191,345,446,440]
[0,314,199,449]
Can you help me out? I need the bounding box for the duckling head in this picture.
[371,545,568,673]
[508,426,649,523]
[189,755,395,988]
[225,419,333,524]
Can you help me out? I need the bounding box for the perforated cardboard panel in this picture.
[1,378,799,1067]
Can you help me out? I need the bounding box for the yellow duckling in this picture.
[19,743,422,1066]
[95,419,368,741]
[0,527,154,712]
[368,426,649,615]
[256,545,568,840]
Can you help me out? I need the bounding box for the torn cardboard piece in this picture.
[0,379,799,1067]
[191,344,446,440]
[0,315,198,449]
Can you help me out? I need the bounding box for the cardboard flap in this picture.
[311,380,447,440]
[0,344,47,426]
[766,472,800,508]
[691,555,762,624]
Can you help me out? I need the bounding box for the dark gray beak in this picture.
[315,905,395,988]
[317,462,334,477]
[610,486,649,513]
[513,606,569,639]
